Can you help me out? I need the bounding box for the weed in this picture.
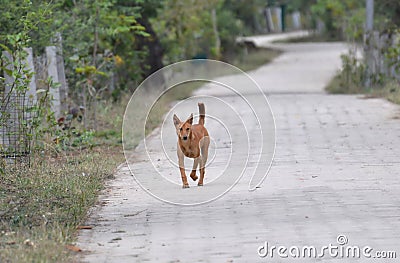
[0,148,122,262]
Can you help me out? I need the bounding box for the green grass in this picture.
[227,47,281,72]
[0,46,280,263]
[363,80,400,105]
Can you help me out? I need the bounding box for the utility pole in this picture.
[365,0,374,88]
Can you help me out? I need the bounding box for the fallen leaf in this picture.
[66,245,82,252]
[77,225,93,230]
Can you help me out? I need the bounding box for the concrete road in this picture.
[77,38,400,262]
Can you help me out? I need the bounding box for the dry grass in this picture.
[0,147,123,263]
[325,73,366,94]
[367,80,400,105]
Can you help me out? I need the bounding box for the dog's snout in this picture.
[183,136,188,140]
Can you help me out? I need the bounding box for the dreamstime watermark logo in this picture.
[257,234,397,259]
[122,60,276,205]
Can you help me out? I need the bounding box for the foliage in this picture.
[223,0,266,34]
[1,0,293,104]
[286,0,316,13]
[151,0,273,63]
[385,28,400,76]
[326,52,366,94]
[310,0,364,41]
[217,3,246,54]
[0,0,150,134]
[374,0,400,31]
[0,0,54,51]
[51,0,149,131]
[151,0,220,63]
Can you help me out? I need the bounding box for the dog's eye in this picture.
[179,127,182,131]
[186,128,189,131]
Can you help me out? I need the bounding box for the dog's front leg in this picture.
[177,146,189,188]
[190,157,199,181]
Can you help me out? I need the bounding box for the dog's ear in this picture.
[173,114,181,128]
[186,113,193,125]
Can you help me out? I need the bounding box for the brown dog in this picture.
[173,103,210,188]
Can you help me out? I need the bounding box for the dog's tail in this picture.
[198,102,205,125]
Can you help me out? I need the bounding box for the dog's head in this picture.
[173,113,193,141]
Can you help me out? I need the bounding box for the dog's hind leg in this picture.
[190,158,199,181]
[198,137,210,186]
[198,157,207,186]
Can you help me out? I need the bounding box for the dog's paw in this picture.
[197,182,203,186]
[182,184,190,189]
[190,174,198,181]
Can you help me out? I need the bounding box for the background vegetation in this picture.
[308,0,400,102]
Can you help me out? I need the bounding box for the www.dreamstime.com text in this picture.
[257,235,397,259]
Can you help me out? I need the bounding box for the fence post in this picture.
[54,33,68,115]
[45,46,61,119]
[292,11,301,30]
[264,8,275,32]
[273,8,282,32]
[24,48,37,105]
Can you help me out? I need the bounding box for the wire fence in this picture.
[0,91,34,163]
